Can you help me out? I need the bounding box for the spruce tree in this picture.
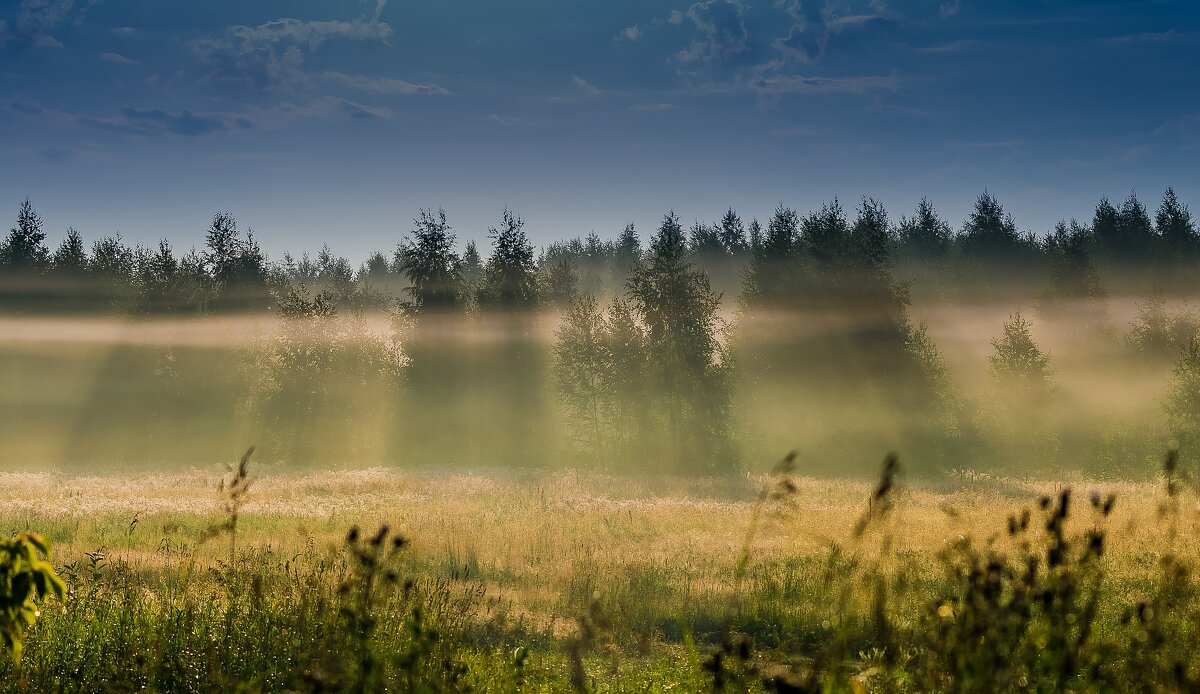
[1043,220,1105,300]
[742,205,798,306]
[394,208,463,311]
[1156,187,1197,260]
[747,218,763,254]
[1,198,49,271]
[688,221,725,257]
[479,208,538,309]
[718,208,749,255]
[958,191,1024,260]
[988,310,1054,400]
[1090,197,1121,255]
[1115,191,1156,259]
[615,223,640,272]
[50,227,88,276]
[895,197,951,258]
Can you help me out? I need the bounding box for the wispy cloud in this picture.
[620,25,641,41]
[5,93,391,138]
[101,51,139,66]
[916,39,983,53]
[484,113,540,127]
[571,74,601,98]
[675,0,750,65]
[192,16,393,91]
[745,69,899,99]
[629,103,675,112]
[0,0,76,48]
[322,71,449,96]
[1107,29,1194,44]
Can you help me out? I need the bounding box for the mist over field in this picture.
[5,0,1200,690]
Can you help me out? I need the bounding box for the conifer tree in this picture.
[742,205,798,306]
[988,310,1054,400]
[1,198,49,271]
[614,223,640,272]
[895,197,951,258]
[1043,220,1105,300]
[747,217,763,254]
[718,208,749,255]
[958,191,1024,260]
[479,207,538,309]
[50,227,88,276]
[1115,191,1156,260]
[1156,187,1197,260]
[394,208,463,311]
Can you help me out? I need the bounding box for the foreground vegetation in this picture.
[4,451,1200,691]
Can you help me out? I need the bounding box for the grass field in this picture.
[3,459,1198,691]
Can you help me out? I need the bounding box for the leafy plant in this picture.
[0,533,65,665]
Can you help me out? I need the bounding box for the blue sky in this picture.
[1,0,1198,262]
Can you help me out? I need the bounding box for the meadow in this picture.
[5,192,1200,691]
[4,451,1200,692]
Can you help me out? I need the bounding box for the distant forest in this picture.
[0,189,1196,314]
[2,189,1199,475]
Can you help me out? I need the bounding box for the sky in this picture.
[1,0,1199,262]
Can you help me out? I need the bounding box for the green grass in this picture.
[4,461,1200,692]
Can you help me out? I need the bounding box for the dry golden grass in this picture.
[5,465,1195,633]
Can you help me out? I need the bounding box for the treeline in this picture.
[2,188,1196,315]
[2,189,1199,475]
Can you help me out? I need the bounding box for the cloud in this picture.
[938,1,960,19]
[112,26,135,37]
[484,113,539,127]
[7,94,46,115]
[917,39,981,53]
[7,93,393,138]
[747,72,898,96]
[101,51,138,66]
[8,94,237,137]
[80,107,232,137]
[571,74,601,98]
[620,24,642,41]
[667,10,685,24]
[629,103,675,112]
[1108,30,1194,44]
[322,71,449,95]
[334,98,391,120]
[675,0,750,65]
[0,0,77,48]
[771,0,895,64]
[193,16,393,91]
[226,17,391,47]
